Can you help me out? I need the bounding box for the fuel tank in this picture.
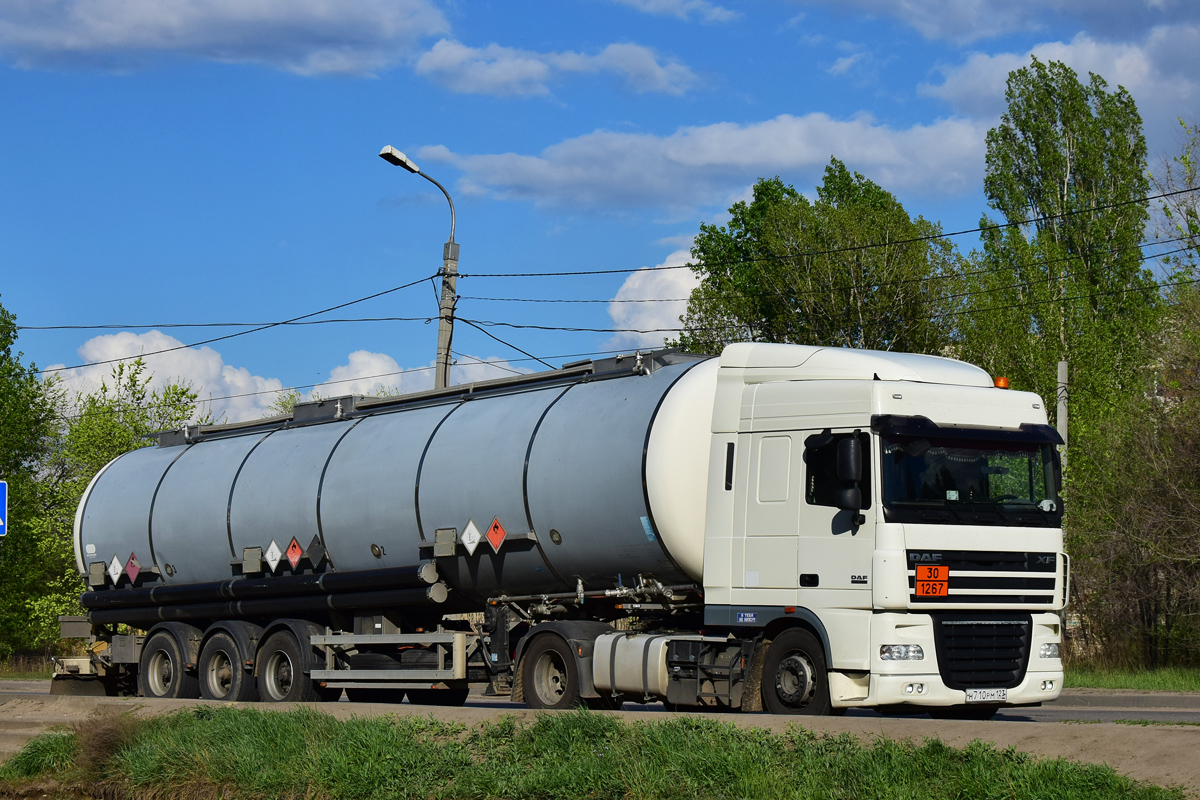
[74,351,718,604]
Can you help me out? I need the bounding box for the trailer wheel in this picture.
[256,631,320,703]
[521,634,580,709]
[139,631,199,699]
[760,628,832,715]
[407,688,469,706]
[199,632,258,702]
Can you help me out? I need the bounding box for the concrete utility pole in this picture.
[1057,360,1068,474]
[378,146,459,390]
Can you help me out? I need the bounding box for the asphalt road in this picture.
[4,680,1200,724]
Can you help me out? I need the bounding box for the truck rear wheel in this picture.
[199,632,258,702]
[521,634,580,709]
[256,631,320,703]
[139,631,199,699]
[760,628,832,715]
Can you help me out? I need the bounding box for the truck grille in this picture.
[907,549,1057,605]
[931,613,1032,689]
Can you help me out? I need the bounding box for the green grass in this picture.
[1065,667,1200,693]
[0,656,54,681]
[0,706,1183,800]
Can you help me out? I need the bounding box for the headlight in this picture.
[880,644,924,661]
[1039,643,1060,659]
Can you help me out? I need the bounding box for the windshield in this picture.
[881,435,1061,526]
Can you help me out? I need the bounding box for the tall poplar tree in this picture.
[956,57,1159,432]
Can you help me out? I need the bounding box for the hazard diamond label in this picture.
[108,555,123,584]
[461,519,482,556]
[486,518,507,553]
[286,537,303,569]
[125,553,141,584]
[265,540,282,572]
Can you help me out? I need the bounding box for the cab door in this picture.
[741,432,801,588]
[797,429,875,598]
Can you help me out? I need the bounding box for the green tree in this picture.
[0,298,65,659]
[1067,286,1200,667]
[0,349,207,659]
[957,57,1159,429]
[1152,118,1200,276]
[678,160,960,354]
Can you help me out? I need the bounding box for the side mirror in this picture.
[834,486,862,511]
[837,436,862,483]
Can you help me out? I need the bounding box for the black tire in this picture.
[199,632,258,702]
[930,704,1000,721]
[346,688,406,704]
[256,630,321,702]
[407,688,470,706]
[521,634,580,709]
[760,628,833,715]
[139,631,200,699]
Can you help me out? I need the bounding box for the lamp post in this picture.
[379,145,459,390]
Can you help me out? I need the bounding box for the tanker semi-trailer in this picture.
[54,343,1067,717]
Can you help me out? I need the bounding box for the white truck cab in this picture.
[701,343,1065,713]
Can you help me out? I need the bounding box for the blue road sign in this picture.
[0,480,6,537]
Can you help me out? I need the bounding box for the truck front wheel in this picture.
[139,631,199,699]
[256,631,321,703]
[760,629,833,715]
[521,635,580,709]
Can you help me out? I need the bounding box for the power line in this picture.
[36,274,438,375]
[20,234,1194,332]
[459,271,1200,336]
[51,347,637,422]
[460,295,691,304]
[450,350,525,376]
[457,318,555,368]
[459,186,1200,279]
[20,317,434,332]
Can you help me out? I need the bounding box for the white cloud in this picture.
[414,39,697,96]
[46,334,535,426]
[0,0,448,74]
[312,349,530,397]
[920,27,1200,146]
[606,248,701,349]
[788,0,1198,44]
[45,330,285,422]
[421,113,987,212]
[609,0,739,23]
[311,350,414,397]
[828,53,864,76]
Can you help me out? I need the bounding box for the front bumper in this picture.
[831,611,1063,708]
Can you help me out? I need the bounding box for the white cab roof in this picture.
[719,342,993,388]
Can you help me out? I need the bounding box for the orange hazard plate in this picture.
[915,565,949,596]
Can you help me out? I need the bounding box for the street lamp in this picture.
[379,145,459,390]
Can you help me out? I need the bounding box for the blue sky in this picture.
[3,0,1197,420]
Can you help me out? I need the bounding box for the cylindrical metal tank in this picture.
[74,354,719,606]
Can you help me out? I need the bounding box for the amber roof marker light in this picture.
[994,376,1010,389]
